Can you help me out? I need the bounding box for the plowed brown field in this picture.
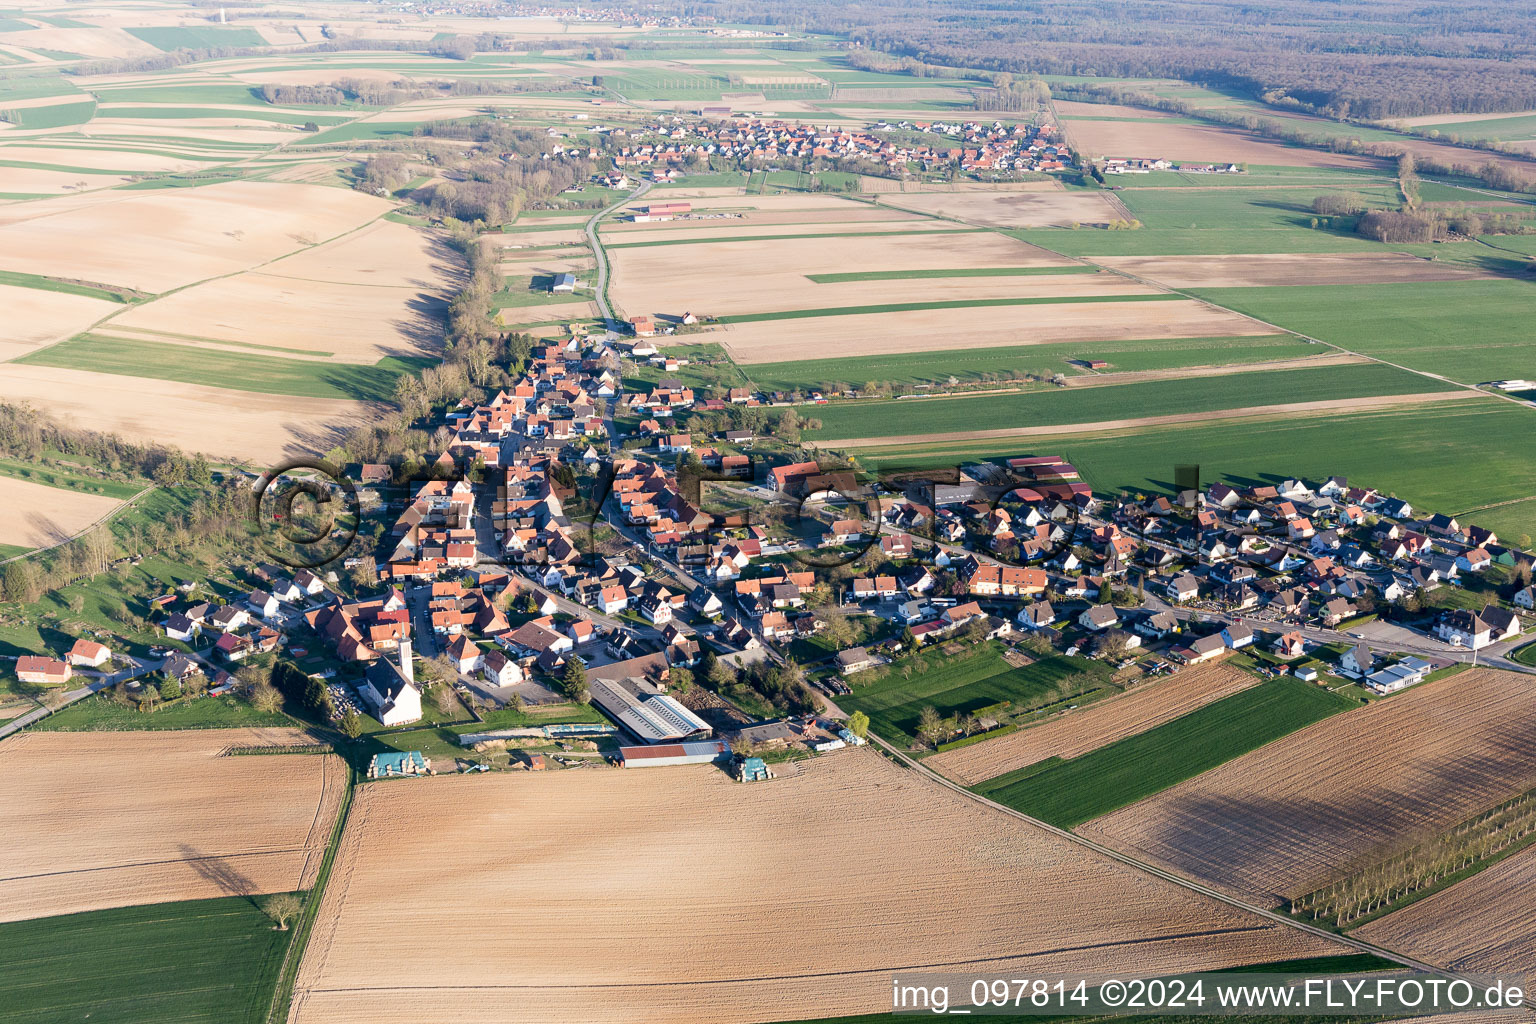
[290,750,1338,1024]
[0,728,343,922]
[1079,669,1536,906]
[1355,843,1536,974]
[929,664,1260,786]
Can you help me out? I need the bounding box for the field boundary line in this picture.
[266,760,356,1024]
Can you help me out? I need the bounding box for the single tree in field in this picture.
[263,893,303,931]
[340,711,364,740]
[845,710,870,738]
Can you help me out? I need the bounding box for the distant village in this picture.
[605,116,1071,176]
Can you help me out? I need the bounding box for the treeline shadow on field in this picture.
[178,843,262,910]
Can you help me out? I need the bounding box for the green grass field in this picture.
[0,71,85,102]
[1189,279,1536,385]
[96,105,354,126]
[975,676,1355,828]
[715,292,1184,325]
[31,692,297,732]
[17,335,421,402]
[0,896,293,1024]
[492,274,593,310]
[806,362,1456,440]
[124,25,266,50]
[852,398,1536,538]
[743,334,1315,390]
[1016,183,1402,256]
[836,644,1109,745]
[0,457,144,500]
[0,268,141,303]
[1,99,95,129]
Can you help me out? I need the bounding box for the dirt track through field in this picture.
[929,665,1261,786]
[289,751,1337,1024]
[819,391,1476,448]
[1078,669,1536,906]
[0,729,342,923]
[1092,253,1497,288]
[1060,352,1363,387]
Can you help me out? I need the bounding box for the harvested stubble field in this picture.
[291,752,1338,1024]
[877,188,1128,228]
[609,230,1076,317]
[719,298,1260,364]
[1062,119,1379,169]
[929,664,1259,786]
[1355,843,1536,973]
[0,283,120,357]
[1079,669,1536,906]
[1093,253,1496,288]
[604,217,932,246]
[105,265,449,364]
[0,729,343,923]
[0,363,384,465]
[0,474,126,551]
[0,180,393,292]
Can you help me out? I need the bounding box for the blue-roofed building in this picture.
[552,272,577,293]
[368,750,431,778]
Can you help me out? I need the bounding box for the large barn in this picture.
[588,675,711,744]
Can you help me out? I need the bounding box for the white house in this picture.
[1220,623,1254,649]
[1078,604,1119,631]
[269,579,302,603]
[1456,547,1492,573]
[164,613,199,642]
[68,639,112,668]
[1435,610,1493,650]
[1166,574,1200,602]
[1515,586,1536,611]
[446,635,484,675]
[482,649,523,687]
[246,591,279,618]
[597,585,630,615]
[1339,643,1375,678]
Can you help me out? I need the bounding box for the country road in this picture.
[586,179,651,330]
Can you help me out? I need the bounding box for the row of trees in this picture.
[0,402,213,485]
[1291,788,1536,926]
